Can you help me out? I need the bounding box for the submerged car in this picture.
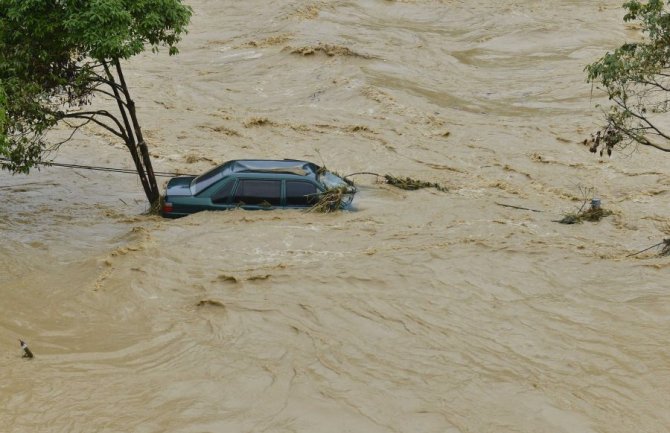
[161,159,356,218]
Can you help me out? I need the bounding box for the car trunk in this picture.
[165,176,196,197]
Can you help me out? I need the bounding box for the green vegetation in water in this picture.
[383,174,448,192]
[342,172,447,192]
[556,186,613,225]
[310,170,447,213]
[557,205,613,224]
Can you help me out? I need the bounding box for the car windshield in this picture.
[320,171,350,189]
[319,171,356,207]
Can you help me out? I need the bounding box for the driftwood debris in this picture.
[627,239,670,257]
[19,339,34,359]
[307,186,352,213]
[556,206,613,224]
[345,172,448,192]
[495,202,543,213]
[383,174,448,192]
[555,187,612,224]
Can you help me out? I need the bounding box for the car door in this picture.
[231,179,282,210]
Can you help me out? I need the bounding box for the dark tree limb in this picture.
[61,111,127,140]
[113,58,159,204]
[495,202,543,213]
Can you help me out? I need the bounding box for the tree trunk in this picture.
[106,59,161,207]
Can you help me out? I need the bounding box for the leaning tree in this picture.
[0,0,192,206]
[586,0,670,156]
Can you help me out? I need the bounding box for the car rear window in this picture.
[233,180,281,206]
[286,181,318,206]
[192,165,226,194]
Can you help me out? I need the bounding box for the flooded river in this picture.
[2,1,669,432]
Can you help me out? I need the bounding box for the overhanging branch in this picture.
[638,136,670,152]
[50,116,95,148]
[612,97,670,142]
[638,79,670,92]
[61,110,128,141]
[88,85,129,106]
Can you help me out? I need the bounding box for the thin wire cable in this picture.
[0,157,195,177]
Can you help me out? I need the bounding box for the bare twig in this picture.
[495,202,543,213]
[626,239,670,257]
[344,171,382,179]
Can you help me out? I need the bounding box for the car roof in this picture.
[228,159,319,176]
[193,159,321,194]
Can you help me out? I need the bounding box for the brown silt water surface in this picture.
[2,1,669,432]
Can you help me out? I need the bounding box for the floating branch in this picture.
[662,239,670,256]
[383,174,448,192]
[556,206,613,224]
[495,202,543,213]
[345,172,448,192]
[628,239,670,257]
[19,339,34,359]
[555,187,612,224]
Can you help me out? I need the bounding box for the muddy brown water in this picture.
[2,1,669,432]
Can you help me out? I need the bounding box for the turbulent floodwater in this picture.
[2,1,670,432]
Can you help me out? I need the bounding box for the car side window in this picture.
[211,179,236,204]
[233,180,281,206]
[285,181,318,206]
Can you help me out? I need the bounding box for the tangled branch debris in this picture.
[383,174,448,192]
[344,172,448,192]
[662,239,670,256]
[627,239,670,258]
[495,202,543,213]
[558,206,613,224]
[555,186,612,224]
[307,186,352,213]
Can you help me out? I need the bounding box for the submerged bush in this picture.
[383,174,448,192]
[557,204,613,224]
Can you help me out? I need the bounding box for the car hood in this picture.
[166,176,196,196]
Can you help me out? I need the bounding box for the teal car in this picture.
[161,159,355,218]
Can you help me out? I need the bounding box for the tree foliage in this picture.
[0,0,192,205]
[586,0,670,155]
